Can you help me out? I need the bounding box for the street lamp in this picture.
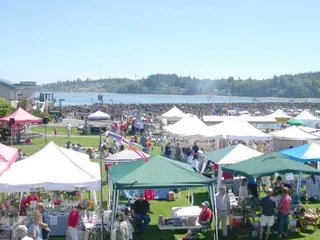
[59,99,65,118]
[90,98,94,105]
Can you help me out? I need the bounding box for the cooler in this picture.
[144,189,155,200]
[229,215,243,228]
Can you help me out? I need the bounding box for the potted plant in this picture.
[86,200,95,223]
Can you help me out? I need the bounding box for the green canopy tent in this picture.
[222,152,320,178]
[108,155,218,240]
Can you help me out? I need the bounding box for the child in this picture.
[54,128,57,136]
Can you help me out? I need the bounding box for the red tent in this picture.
[0,143,18,176]
[0,107,42,124]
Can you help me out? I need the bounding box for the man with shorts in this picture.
[259,188,276,240]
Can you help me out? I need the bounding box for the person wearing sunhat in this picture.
[181,201,212,240]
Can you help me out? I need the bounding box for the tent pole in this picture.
[297,172,302,197]
[99,126,104,240]
[217,165,223,192]
[211,183,219,240]
[110,189,116,231]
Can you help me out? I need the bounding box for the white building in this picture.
[0,79,18,107]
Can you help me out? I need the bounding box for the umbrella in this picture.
[222,152,320,178]
[286,119,307,126]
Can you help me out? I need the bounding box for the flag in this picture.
[106,131,149,162]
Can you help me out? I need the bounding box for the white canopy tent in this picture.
[270,126,320,151]
[270,126,320,141]
[201,144,262,190]
[0,141,101,192]
[88,110,110,120]
[104,150,150,164]
[208,119,272,141]
[295,110,319,122]
[161,106,186,122]
[203,115,277,124]
[164,115,222,139]
[266,109,292,119]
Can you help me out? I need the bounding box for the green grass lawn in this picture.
[17,129,320,239]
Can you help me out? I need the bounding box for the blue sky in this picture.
[0,1,319,83]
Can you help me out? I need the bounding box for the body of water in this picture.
[35,92,314,106]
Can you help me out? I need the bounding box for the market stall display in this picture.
[0,141,101,192]
[109,154,218,240]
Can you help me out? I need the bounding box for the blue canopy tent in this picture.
[279,143,320,195]
[279,143,320,163]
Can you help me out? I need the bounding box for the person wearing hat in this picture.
[67,204,83,240]
[259,188,276,240]
[132,193,153,234]
[215,186,230,238]
[181,201,212,240]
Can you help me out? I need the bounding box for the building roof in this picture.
[0,79,16,89]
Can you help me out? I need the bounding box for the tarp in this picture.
[104,150,149,163]
[295,110,319,122]
[279,143,320,163]
[87,110,110,120]
[0,141,101,192]
[208,119,272,141]
[0,107,42,124]
[270,126,320,141]
[109,154,214,190]
[164,115,221,139]
[161,106,186,122]
[0,143,18,177]
[222,152,320,178]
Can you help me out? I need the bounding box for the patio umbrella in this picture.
[286,119,307,126]
[222,152,320,178]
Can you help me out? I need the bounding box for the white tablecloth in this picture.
[171,206,201,218]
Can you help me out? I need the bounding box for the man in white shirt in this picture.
[215,186,230,238]
[18,225,33,240]
[65,122,72,138]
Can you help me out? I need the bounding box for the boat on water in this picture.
[251,97,259,102]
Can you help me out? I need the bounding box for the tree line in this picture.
[41,72,320,98]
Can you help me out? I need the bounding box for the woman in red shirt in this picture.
[67,204,83,240]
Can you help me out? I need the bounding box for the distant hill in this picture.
[41,72,320,98]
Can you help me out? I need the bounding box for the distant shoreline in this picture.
[38,91,317,101]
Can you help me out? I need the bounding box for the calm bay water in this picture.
[35,92,312,106]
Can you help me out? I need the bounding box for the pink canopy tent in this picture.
[0,107,42,124]
[0,143,18,176]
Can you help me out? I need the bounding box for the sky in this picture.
[0,1,319,83]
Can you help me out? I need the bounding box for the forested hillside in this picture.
[41,72,320,98]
